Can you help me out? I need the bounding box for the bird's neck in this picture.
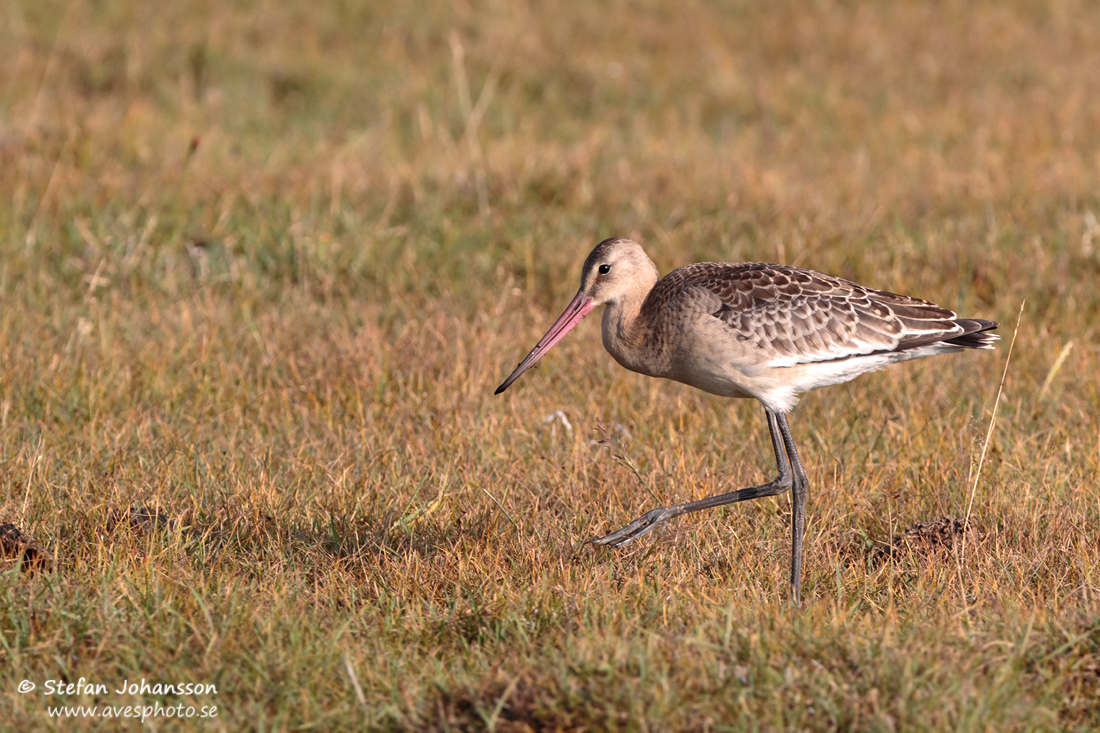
[600,280,656,375]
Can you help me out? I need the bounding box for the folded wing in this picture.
[660,262,995,368]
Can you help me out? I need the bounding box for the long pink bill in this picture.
[495,290,596,394]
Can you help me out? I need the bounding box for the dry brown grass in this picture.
[2,0,1100,729]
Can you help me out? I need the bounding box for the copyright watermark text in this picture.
[18,677,218,722]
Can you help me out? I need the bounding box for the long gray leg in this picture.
[775,412,809,607]
[591,408,792,547]
[591,408,810,606]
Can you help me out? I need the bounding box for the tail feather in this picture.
[945,318,999,349]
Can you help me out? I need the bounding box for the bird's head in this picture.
[495,238,659,394]
[576,237,661,307]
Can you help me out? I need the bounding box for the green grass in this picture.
[2,0,1100,729]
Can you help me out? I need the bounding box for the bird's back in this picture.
[631,261,997,411]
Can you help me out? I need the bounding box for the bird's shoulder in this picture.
[651,261,887,308]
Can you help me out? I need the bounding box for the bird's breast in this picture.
[601,306,668,379]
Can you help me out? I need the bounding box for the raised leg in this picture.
[591,409,792,546]
[591,408,811,607]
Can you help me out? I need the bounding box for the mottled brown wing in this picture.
[661,262,964,366]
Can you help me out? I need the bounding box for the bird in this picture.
[495,238,998,605]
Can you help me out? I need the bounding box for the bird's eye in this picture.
[598,264,611,275]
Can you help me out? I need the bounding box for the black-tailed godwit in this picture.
[496,238,998,605]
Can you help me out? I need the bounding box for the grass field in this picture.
[2,0,1100,729]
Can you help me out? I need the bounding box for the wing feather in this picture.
[657,262,968,367]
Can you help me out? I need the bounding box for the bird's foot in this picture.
[590,506,679,547]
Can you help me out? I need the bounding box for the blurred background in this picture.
[5,1,1098,300]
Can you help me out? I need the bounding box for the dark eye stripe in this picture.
[598,264,611,275]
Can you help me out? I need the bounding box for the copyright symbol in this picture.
[18,680,36,694]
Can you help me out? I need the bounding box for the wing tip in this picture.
[944,319,999,349]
